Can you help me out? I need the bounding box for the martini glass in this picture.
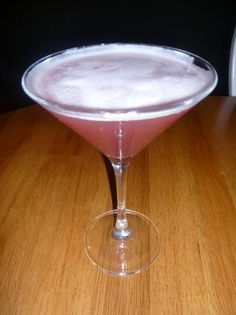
[22,44,217,276]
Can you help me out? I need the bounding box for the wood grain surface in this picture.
[0,96,235,314]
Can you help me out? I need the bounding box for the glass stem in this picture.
[110,158,131,239]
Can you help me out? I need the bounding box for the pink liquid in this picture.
[54,111,184,158]
[26,44,213,158]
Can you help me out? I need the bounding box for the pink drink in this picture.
[26,44,213,158]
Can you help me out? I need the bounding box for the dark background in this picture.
[0,0,235,114]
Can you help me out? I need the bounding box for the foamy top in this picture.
[25,44,216,118]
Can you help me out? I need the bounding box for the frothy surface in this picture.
[27,44,213,111]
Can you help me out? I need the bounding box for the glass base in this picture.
[84,210,160,276]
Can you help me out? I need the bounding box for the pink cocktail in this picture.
[22,44,217,275]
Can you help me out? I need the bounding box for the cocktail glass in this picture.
[22,44,217,276]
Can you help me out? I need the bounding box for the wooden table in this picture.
[0,96,235,314]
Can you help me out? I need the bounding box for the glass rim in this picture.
[21,43,218,120]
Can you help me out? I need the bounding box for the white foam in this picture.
[28,44,213,110]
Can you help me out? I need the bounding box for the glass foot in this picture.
[84,210,160,276]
